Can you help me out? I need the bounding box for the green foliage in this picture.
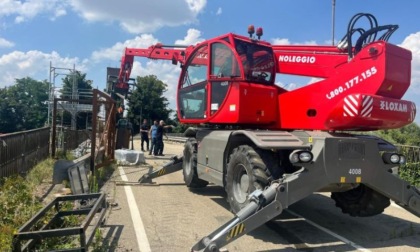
[33,202,82,251]
[399,163,420,186]
[55,150,76,160]
[373,123,420,186]
[89,164,115,193]
[0,176,40,227]
[0,176,42,250]
[170,115,190,134]
[26,158,55,185]
[0,77,48,133]
[127,75,173,131]
[60,71,93,101]
[0,158,57,250]
[374,123,420,146]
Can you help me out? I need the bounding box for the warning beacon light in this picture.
[248,25,255,38]
[256,27,263,39]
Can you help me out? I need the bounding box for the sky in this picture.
[0,0,419,124]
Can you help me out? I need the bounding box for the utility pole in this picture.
[71,64,77,130]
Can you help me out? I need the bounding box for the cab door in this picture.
[178,44,209,123]
[208,41,240,117]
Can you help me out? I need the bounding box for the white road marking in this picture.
[286,209,371,252]
[391,201,404,210]
[118,166,152,252]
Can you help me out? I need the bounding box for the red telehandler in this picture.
[111,13,419,251]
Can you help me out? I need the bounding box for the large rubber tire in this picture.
[331,184,390,217]
[225,145,272,213]
[182,138,209,188]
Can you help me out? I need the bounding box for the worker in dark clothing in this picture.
[154,120,166,156]
[154,120,174,156]
[140,119,150,152]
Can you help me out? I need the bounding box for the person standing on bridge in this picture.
[149,120,158,155]
[140,119,150,152]
[154,120,173,156]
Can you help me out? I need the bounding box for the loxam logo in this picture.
[278,55,316,64]
[380,101,408,112]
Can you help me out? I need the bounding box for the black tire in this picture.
[331,184,390,217]
[226,145,273,213]
[183,138,208,188]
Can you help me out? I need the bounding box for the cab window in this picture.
[211,43,240,78]
[179,45,208,119]
[235,39,275,84]
[181,45,208,88]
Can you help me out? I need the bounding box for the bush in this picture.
[0,176,42,250]
[399,163,420,187]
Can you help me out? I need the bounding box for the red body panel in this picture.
[202,82,280,125]
[117,33,416,131]
[276,41,415,130]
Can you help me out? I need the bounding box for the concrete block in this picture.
[115,149,145,165]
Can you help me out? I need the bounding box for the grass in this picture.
[0,158,55,251]
[0,155,116,251]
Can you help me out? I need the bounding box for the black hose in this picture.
[340,13,398,58]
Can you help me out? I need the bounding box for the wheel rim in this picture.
[232,164,250,204]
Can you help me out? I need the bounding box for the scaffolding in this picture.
[48,63,93,130]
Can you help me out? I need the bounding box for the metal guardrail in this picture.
[165,136,188,143]
[0,127,50,178]
[13,193,106,252]
[397,144,420,163]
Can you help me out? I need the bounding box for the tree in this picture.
[169,113,190,133]
[0,77,48,133]
[127,75,173,131]
[59,71,93,129]
[61,71,93,101]
[375,123,420,146]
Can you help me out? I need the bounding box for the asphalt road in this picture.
[101,141,420,252]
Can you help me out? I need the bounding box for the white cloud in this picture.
[91,34,159,62]
[271,38,291,45]
[271,38,318,46]
[400,32,420,95]
[70,0,207,33]
[174,28,204,45]
[216,7,222,16]
[0,50,87,87]
[186,0,206,13]
[275,81,298,90]
[0,0,68,23]
[0,38,14,48]
[51,8,67,21]
[302,40,317,45]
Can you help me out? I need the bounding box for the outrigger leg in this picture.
[191,167,330,252]
[138,155,184,183]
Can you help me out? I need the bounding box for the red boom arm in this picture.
[116,44,187,90]
[272,45,348,78]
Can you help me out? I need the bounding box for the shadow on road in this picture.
[255,193,420,251]
[189,185,230,209]
[189,187,420,251]
[100,224,124,252]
